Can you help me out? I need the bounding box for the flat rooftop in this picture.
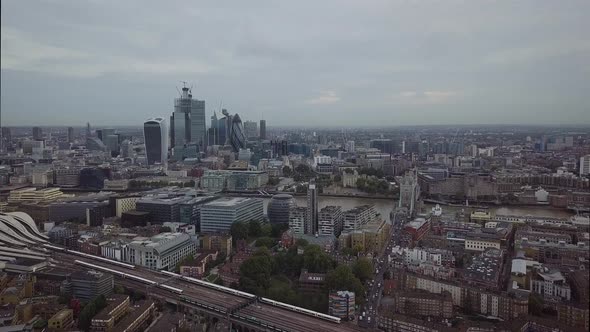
[203,197,257,207]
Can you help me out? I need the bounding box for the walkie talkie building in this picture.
[144,117,169,165]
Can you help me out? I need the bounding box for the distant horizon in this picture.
[2,123,590,129]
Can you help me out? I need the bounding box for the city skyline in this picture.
[2,1,590,127]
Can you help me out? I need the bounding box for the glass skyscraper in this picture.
[172,86,206,151]
[143,117,169,165]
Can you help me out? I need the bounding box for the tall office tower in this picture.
[580,155,590,176]
[171,109,190,147]
[173,85,206,151]
[398,169,420,216]
[86,123,91,138]
[217,111,227,146]
[67,127,74,143]
[191,99,206,149]
[143,117,169,165]
[244,121,258,139]
[224,111,246,153]
[104,134,120,156]
[1,127,11,152]
[259,120,267,139]
[208,111,219,146]
[33,127,43,140]
[306,179,318,235]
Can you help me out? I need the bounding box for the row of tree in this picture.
[78,295,108,330]
[356,177,392,194]
[238,244,373,309]
[230,220,288,242]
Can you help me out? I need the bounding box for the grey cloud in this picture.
[1,0,589,126]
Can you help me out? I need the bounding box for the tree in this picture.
[325,265,366,304]
[282,166,292,177]
[230,221,249,242]
[159,226,172,233]
[78,302,96,330]
[341,247,354,256]
[261,223,273,237]
[239,254,273,293]
[271,223,289,237]
[255,237,277,248]
[295,239,309,248]
[334,174,342,183]
[248,220,262,237]
[303,245,334,273]
[114,285,125,294]
[352,258,374,282]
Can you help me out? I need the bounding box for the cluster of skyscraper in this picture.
[143,84,267,165]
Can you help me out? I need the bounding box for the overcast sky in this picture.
[1,0,589,127]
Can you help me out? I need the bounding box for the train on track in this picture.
[45,243,341,324]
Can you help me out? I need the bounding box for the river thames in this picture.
[260,196,575,220]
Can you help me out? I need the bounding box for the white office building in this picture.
[122,232,197,271]
[200,197,263,233]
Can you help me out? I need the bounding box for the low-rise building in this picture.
[299,269,326,292]
[393,291,454,318]
[71,270,113,302]
[200,233,232,255]
[531,269,571,301]
[329,291,355,321]
[90,294,130,332]
[48,309,73,330]
[123,232,197,271]
[115,300,155,332]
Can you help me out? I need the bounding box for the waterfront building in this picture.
[318,205,343,236]
[398,170,420,216]
[135,196,193,224]
[289,207,307,235]
[8,188,64,203]
[306,180,318,235]
[200,170,269,191]
[200,197,263,233]
[268,194,296,225]
[342,205,377,232]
